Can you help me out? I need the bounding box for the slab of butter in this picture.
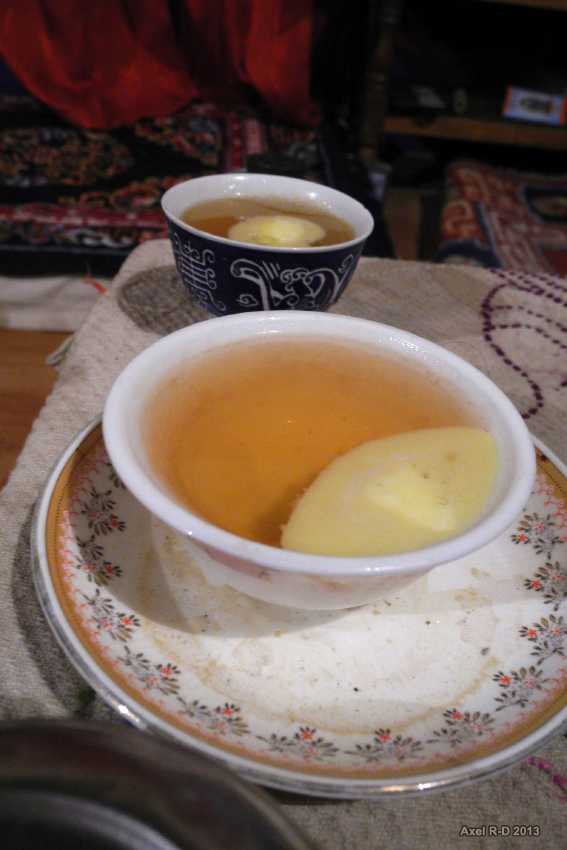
[281,427,498,556]
[228,215,324,247]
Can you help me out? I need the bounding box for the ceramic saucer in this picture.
[32,419,567,798]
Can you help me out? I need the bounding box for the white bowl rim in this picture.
[103,311,536,578]
[161,172,375,253]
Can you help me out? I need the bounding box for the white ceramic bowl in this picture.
[103,311,536,610]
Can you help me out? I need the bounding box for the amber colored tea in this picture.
[143,338,476,548]
[180,197,354,247]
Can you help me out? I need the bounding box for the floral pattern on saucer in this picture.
[35,422,567,794]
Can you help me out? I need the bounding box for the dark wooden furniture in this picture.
[357,0,567,162]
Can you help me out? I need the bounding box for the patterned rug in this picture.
[435,160,567,276]
[0,94,320,278]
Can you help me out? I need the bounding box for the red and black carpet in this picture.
[435,159,567,277]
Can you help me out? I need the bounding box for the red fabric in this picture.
[0,0,318,129]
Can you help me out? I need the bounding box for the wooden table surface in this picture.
[0,329,70,489]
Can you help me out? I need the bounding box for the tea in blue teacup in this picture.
[161,173,374,316]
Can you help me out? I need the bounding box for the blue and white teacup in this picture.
[161,173,374,316]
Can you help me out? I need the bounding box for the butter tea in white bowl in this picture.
[143,336,495,555]
[103,311,536,610]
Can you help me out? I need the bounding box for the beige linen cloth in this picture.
[1,239,567,849]
[0,273,111,331]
